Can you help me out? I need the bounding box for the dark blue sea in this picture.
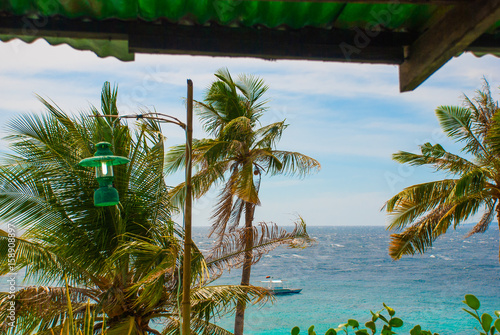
[192,225,500,335]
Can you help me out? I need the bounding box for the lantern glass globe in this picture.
[78,141,130,207]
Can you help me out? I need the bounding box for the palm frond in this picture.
[165,138,221,175]
[220,117,253,143]
[168,158,229,209]
[389,195,485,260]
[235,73,269,113]
[389,204,453,260]
[233,162,260,205]
[449,168,487,199]
[190,317,235,335]
[253,121,287,148]
[385,180,457,230]
[210,174,238,239]
[0,286,98,335]
[435,105,489,157]
[486,108,500,152]
[105,316,138,335]
[190,284,270,318]
[0,233,109,288]
[465,200,496,238]
[463,79,496,139]
[164,143,188,175]
[109,235,180,310]
[207,220,313,278]
[265,150,321,177]
[194,100,227,136]
[392,143,479,176]
[160,316,236,335]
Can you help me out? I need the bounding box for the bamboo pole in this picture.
[181,79,193,335]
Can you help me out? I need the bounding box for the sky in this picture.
[1,38,499,227]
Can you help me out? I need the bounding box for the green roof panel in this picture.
[0,0,498,69]
[0,0,442,30]
[0,34,134,60]
[334,3,436,30]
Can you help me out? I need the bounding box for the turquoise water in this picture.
[194,225,500,335]
[2,225,499,334]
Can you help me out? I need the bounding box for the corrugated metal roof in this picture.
[0,1,452,61]
[0,0,499,91]
[0,1,442,29]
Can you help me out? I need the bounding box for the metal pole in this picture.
[181,79,193,335]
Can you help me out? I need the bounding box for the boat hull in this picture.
[268,288,302,295]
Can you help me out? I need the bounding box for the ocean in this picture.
[193,225,500,335]
[2,225,499,334]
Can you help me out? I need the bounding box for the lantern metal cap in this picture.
[79,142,130,167]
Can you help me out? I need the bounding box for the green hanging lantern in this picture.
[79,142,130,207]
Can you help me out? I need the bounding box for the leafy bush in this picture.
[291,302,435,335]
[291,294,500,335]
[462,294,500,335]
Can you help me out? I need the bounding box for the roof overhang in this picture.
[1,0,499,92]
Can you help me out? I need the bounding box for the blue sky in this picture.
[1,39,499,227]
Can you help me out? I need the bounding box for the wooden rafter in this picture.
[399,0,500,92]
[128,22,410,63]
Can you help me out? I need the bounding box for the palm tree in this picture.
[384,79,500,261]
[0,82,269,335]
[166,69,320,335]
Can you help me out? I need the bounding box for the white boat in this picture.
[259,278,302,295]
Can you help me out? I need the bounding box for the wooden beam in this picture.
[0,16,411,65]
[1,14,498,75]
[399,0,500,92]
[128,22,409,63]
[466,33,500,54]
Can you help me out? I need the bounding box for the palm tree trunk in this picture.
[234,201,255,335]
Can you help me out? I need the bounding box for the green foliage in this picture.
[465,294,481,310]
[48,276,105,335]
[384,79,500,260]
[290,303,436,335]
[0,81,269,335]
[291,295,500,335]
[462,294,500,335]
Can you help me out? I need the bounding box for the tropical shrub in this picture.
[291,294,500,335]
[462,294,500,335]
[291,302,435,335]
